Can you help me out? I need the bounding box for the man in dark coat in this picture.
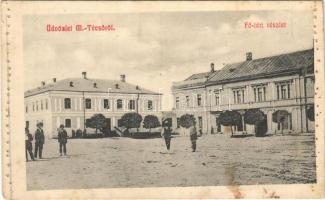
[161,120,172,151]
[58,124,68,156]
[189,124,198,152]
[34,122,45,159]
[25,128,35,161]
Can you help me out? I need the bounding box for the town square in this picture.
[27,133,316,190]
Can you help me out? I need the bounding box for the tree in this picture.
[219,110,241,136]
[143,115,161,132]
[272,110,289,135]
[120,112,143,133]
[86,114,107,134]
[307,106,315,121]
[179,114,196,129]
[244,109,267,137]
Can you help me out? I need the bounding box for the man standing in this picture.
[161,120,172,151]
[34,122,45,159]
[58,124,68,156]
[189,124,198,152]
[25,128,35,161]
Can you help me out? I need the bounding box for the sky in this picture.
[23,10,313,110]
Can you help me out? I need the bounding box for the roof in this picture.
[173,48,313,90]
[185,71,212,81]
[172,70,220,89]
[208,49,313,84]
[25,78,161,97]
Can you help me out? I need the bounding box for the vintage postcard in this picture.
[1,1,324,199]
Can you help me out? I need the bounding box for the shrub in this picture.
[143,115,161,132]
[179,114,196,129]
[120,112,143,131]
[219,110,241,135]
[272,110,289,135]
[86,114,107,134]
[307,106,315,121]
[244,109,267,137]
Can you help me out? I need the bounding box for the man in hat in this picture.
[161,119,172,151]
[25,128,35,161]
[58,124,68,156]
[34,122,45,159]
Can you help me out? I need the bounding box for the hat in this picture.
[60,124,64,128]
[37,122,43,127]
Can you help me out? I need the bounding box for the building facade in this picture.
[25,72,162,138]
[172,49,315,135]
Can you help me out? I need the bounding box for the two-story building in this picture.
[172,49,314,135]
[24,72,162,138]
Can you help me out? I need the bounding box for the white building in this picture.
[172,49,315,135]
[24,72,162,138]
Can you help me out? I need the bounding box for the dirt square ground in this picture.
[26,134,316,190]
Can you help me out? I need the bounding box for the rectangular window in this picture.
[175,97,180,109]
[214,91,220,106]
[197,94,202,106]
[147,100,153,110]
[276,82,291,100]
[85,98,91,109]
[33,103,35,111]
[64,98,71,109]
[129,100,136,110]
[117,99,123,109]
[104,99,110,109]
[233,89,245,104]
[254,88,257,102]
[186,96,190,107]
[253,86,267,102]
[45,100,48,110]
[41,101,43,110]
[25,105,28,113]
[25,121,29,129]
[36,102,39,111]
[281,85,287,99]
[65,118,71,128]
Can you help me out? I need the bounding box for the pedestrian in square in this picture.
[58,124,68,156]
[25,128,35,161]
[189,124,198,152]
[161,120,172,151]
[34,122,45,159]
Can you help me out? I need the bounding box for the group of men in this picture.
[161,120,199,152]
[25,122,69,162]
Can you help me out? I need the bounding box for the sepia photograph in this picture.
[22,9,317,191]
[2,1,324,199]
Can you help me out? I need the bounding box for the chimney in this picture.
[115,83,119,89]
[136,85,139,90]
[41,81,45,86]
[210,63,215,72]
[82,72,87,79]
[53,78,56,83]
[70,81,74,87]
[93,83,97,88]
[246,52,252,61]
[120,74,126,82]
